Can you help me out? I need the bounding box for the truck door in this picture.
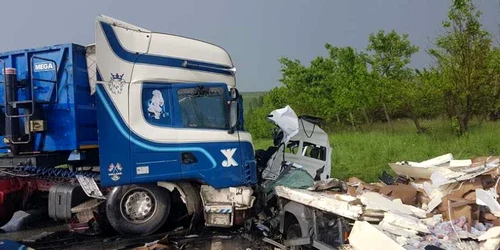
[128,82,183,183]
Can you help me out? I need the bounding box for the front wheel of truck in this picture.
[106,184,171,236]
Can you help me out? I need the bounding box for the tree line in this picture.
[246,0,500,138]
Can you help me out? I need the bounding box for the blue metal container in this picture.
[0,44,97,153]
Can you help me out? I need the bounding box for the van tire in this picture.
[285,218,311,250]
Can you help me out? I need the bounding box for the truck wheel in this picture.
[106,184,171,236]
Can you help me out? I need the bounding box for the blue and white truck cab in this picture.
[91,15,258,235]
[0,15,257,236]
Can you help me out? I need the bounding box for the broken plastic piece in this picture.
[349,221,405,250]
[478,226,500,241]
[449,160,472,167]
[476,189,500,217]
[378,170,395,185]
[482,238,500,250]
[267,106,299,144]
[418,153,454,167]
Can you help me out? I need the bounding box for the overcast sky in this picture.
[1,0,499,92]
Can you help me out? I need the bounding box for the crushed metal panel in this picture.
[200,185,254,207]
[349,221,405,250]
[263,108,332,181]
[262,167,314,200]
[274,186,362,220]
[267,105,299,144]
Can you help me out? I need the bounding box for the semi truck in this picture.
[0,15,258,236]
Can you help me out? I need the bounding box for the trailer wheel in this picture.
[106,184,171,235]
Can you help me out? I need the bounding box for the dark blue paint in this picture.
[96,84,256,188]
[100,22,234,76]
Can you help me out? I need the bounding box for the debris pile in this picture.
[275,153,500,250]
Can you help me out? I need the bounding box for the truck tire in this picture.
[106,184,171,236]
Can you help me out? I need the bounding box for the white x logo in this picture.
[221,148,238,167]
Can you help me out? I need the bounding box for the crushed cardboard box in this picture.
[275,153,500,250]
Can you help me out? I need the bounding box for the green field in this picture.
[253,119,500,182]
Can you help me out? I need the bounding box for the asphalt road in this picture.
[0,211,274,250]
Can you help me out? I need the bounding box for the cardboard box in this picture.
[448,178,483,199]
[442,204,472,231]
[379,184,417,206]
[463,191,476,201]
[416,191,430,206]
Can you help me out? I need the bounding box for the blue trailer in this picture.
[0,15,257,236]
[0,43,98,155]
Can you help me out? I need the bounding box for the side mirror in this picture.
[228,100,238,134]
[230,88,240,100]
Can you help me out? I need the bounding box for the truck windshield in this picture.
[177,86,228,129]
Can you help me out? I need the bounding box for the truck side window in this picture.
[142,88,172,126]
[302,142,326,161]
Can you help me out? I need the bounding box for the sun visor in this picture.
[267,105,299,144]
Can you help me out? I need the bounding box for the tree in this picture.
[401,69,444,133]
[325,44,374,126]
[366,30,419,129]
[429,0,496,135]
[278,55,338,123]
[246,87,289,139]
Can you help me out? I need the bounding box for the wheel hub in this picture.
[123,190,154,221]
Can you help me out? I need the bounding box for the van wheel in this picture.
[285,220,311,250]
[106,184,170,235]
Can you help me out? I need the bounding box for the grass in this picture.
[253,119,500,182]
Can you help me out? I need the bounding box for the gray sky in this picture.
[2,0,499,92]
